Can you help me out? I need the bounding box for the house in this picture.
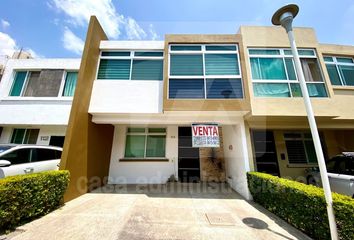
[0,58,80,147]
[2,17,352,202]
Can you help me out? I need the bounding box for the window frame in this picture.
[8,69,78,99]
[168,44,243,100]
[324,55,354,86]
[124,127,167,159]
[283,132,319,165]
[248,48,327,98]
[96,50,164,81]
[10,128,40,144]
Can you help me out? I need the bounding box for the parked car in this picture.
[306,152,354,198]
[0,144,62,178]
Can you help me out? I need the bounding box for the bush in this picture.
[247,172,354,240]
[0,170,70,231]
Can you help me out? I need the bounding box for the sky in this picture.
[0,0,353,59]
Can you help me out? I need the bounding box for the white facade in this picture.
[0,58,80,145]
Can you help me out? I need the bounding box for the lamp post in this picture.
[272,4,338,240]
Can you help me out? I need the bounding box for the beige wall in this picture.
[60,16,114,202]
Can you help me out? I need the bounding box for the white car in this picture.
[0,144,62,178]
[307,152,354,198]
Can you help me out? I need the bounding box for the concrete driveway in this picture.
[4,183,311,240]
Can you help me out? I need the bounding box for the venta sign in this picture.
[191,123,220,148]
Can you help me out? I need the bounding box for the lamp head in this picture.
[271,4,299,32]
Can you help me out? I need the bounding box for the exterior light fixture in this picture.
[272,4,338,240]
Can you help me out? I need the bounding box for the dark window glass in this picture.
[134,52,163,57]
[97,59,131,80]
[206,78,243,99]
[101,51,130,57]
[32,148,57,162]
[1,149,31,164]
[169,79,204,99]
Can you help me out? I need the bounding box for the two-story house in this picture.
[0,58,80,147]
[11,17,350,202]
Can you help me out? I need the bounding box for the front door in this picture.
[178,127,200,182]
[251,130,280,176]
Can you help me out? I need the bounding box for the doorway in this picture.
[178,127,200,182]
[251,130,280,176]
[49,136,65,147]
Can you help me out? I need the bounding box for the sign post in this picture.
[191,123,220,148]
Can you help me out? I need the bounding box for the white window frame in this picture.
[124,127,167,159]
[8,69,78,99]
[283,132,319,165]
[248,48,327,98]
[324,56,354,86]
[168,44,243,99]
[96,50,164,81]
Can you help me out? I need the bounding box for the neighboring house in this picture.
[0,58,81,147]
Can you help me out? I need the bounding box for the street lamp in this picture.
[272,4,338,240]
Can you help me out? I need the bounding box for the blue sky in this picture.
[0,0,353,59]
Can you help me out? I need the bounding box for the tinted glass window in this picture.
[1,149,31,164]
[32,148,57,162]
[326,159,337,172]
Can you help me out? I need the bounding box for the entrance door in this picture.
[49,136,65,147]
[178,127,200,182]
[251,130,280,176]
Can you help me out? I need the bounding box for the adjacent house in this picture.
[0,58,80,147]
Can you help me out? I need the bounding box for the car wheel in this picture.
[307,175,319,186]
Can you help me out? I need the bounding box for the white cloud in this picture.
[149,24,159,40]
[0,31,42,60]
[50,0,158,40]
[1,19,10,30]
[0,32,17,56]
[51,0,123,38]
[125,17,146,40]
[62,27,84,55]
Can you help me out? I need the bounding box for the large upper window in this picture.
[124,128,166,159]
[168,45,243,99]
[97,51,163,80]
[324,56,354,86]
[249,49,327,98]
[9,70,78,97]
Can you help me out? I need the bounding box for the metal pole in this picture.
[285,25,339,240]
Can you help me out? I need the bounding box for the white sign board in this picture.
[192,123,220,148]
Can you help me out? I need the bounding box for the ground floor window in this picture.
[284,132,326,164]
[11,128,39,144]
[124,128,166,158]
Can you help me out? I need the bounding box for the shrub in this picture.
[0,170,70,231]
[247,172,354,240]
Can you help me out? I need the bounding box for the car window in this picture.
[0,149,31,165]
[31,148,58,162]
[346,158,354,175]
[326,159,337,173]
[336,158,346,174]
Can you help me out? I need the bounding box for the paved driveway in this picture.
[4,183,310,240]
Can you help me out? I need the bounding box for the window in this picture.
[284,132,326,164]
[169,44,243,99]
[10,129,39,144]
[31,148,61,162]
[324,56,354,86]
[97,51,163,80]
[63,72,78,96]
[1,149,31,165]
[9,70,78,97]
[249,48,327,98]
[124,128,166,158]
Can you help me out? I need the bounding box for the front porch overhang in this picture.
[90,111,250,125]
